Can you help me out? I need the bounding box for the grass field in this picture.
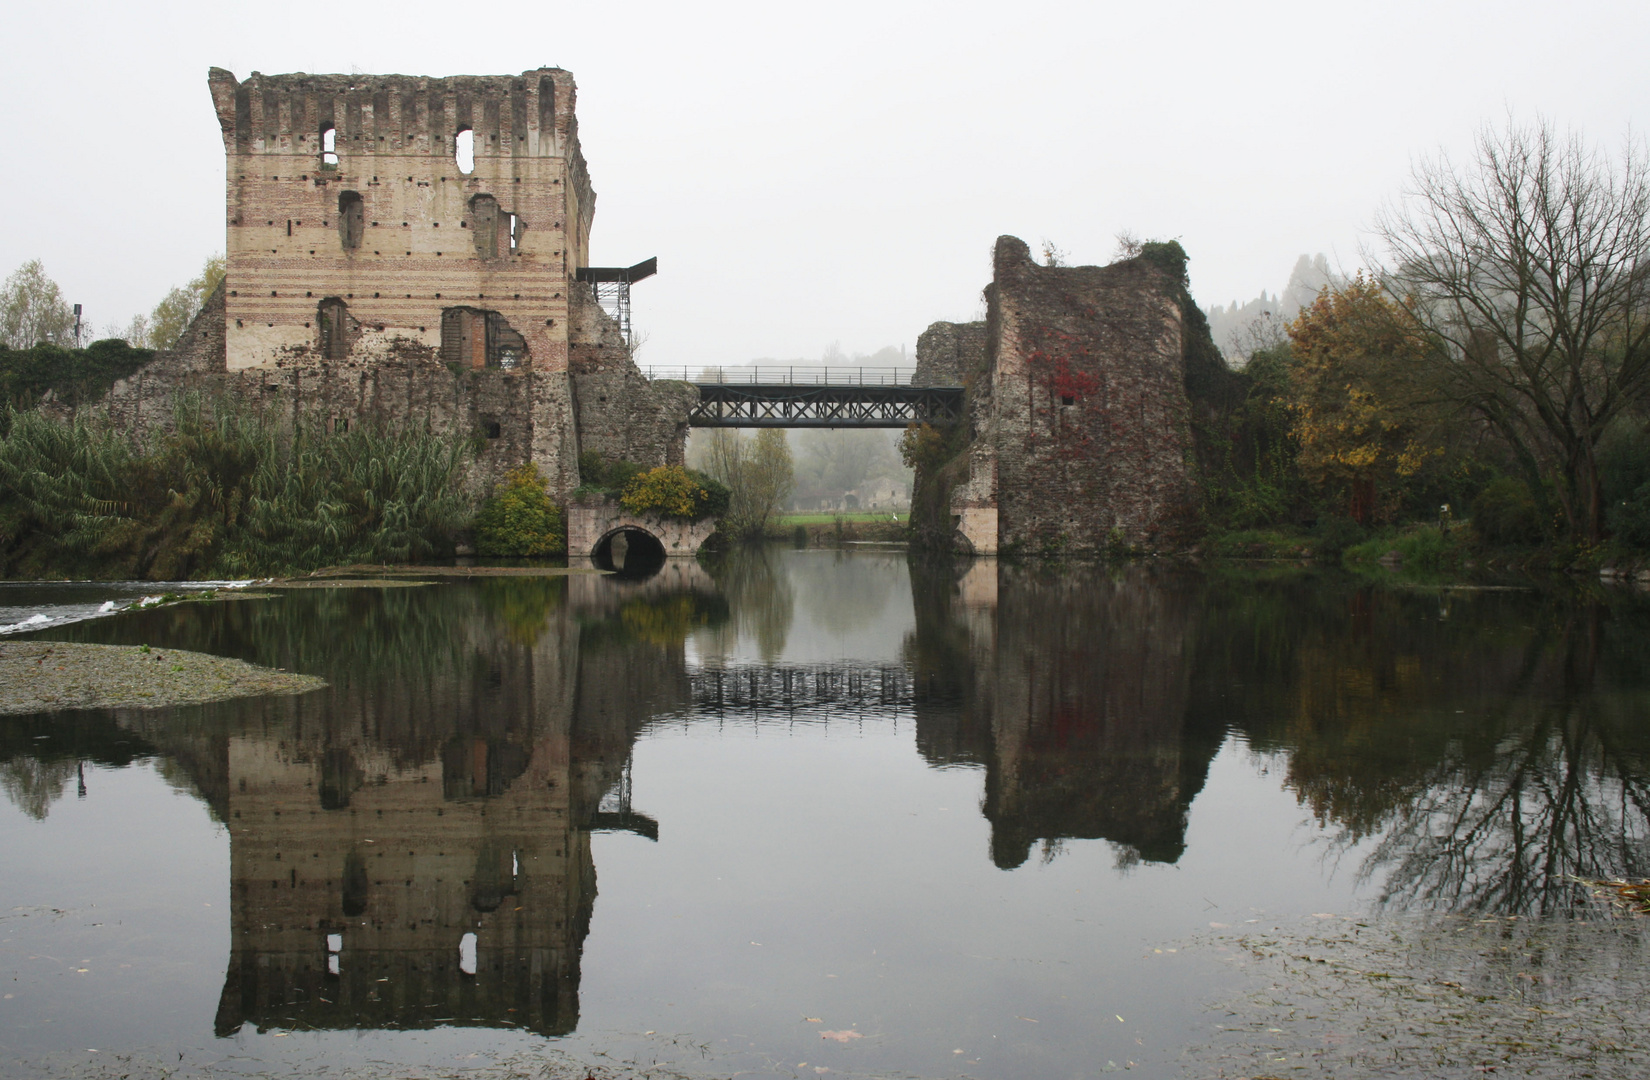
[777,512,908,526]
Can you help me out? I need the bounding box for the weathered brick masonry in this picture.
[912,236,1197,554]
[95,67,689,496]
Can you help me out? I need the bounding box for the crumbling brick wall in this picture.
[81,66,693,501]
[911,236,1197,554]
[99,284,574,493]
[912,320,987,387]
[567,283,694,473]
[207,67,588,376]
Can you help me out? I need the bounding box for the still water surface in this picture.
[2,550,1649,1078]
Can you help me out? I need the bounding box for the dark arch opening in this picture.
[341,849,369,916]
[592,527,666,577]
[337,190,364,250]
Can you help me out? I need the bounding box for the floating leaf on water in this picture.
[819,1030,862,1042]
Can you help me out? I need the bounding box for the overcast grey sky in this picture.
[3,0,1645,365]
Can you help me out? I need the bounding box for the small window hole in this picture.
[455,128,474,175]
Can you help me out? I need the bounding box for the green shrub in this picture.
[577,450,643,493]
[1312,514,1367,557]
[619,465,723,520]
[900,422,958,473]
[473,463,564,557]
[1473,476,1545,546]
[1609,480,1650,550]
[0,339,155,411]
[1343,525,1468,574]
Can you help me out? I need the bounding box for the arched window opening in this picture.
[337,190,364,251]
[318,747,361,810]
[469,194,500,259]
[538,76,555,142]
[458,932,478,976]
[318,298,352,360]
[469,842,521,913]
[341,850,369,917]
[320,124,338,167]
[455,127,474,175]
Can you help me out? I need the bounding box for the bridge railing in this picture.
[640,364,919,386]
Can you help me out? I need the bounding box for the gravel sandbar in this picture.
[0,641,325,714]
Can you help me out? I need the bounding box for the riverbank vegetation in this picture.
[1197,117,1650,577]
[688,428,793,540]
[574,453,730,523]
[472,463,564,557]
[0,398,475,579]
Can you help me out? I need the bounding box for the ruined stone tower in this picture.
[911,236,1198,554]
[93,68,694,499]
[206,67,587,374]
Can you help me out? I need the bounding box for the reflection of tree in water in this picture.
[0,712,159,819]
[0,756,83,820]
[697,545,794,662]
[472,575,566,646]
[1357,608,1650,915]
[1201,578,1650,916]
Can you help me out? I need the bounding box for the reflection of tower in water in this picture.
[214,700,591,1036]
[206,576,698,1038]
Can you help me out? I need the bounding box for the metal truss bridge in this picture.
[685,662,916,710]
[639,365,964,429]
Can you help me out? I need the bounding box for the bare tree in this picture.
[1375,119,1650,541]
[746,428,793,533]
[694,428,792,539]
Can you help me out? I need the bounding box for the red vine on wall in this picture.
[1026,329,1101,458]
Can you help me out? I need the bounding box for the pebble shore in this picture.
[0,641,325,715]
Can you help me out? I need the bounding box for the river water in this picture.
[2,549,1649,1078]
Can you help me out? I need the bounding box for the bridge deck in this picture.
[688,383,963,428]
[639,365,963,429]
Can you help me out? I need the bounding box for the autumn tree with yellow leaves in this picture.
[1285,275,1440,524]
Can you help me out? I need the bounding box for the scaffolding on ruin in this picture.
[575,257,657,348]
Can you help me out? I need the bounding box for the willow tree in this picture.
[1376,119,1650,542]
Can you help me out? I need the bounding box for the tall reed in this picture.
[0,397,477,579]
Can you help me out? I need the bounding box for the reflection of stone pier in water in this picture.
[909,559,1223,868]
